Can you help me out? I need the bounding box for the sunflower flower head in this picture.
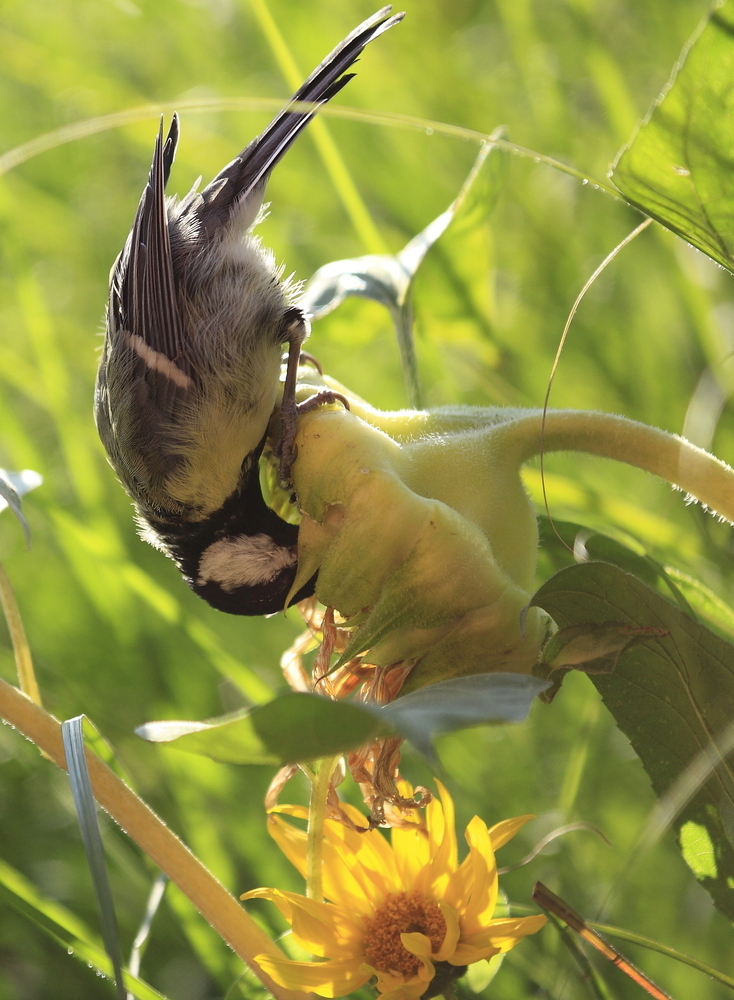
[241,783,546,999]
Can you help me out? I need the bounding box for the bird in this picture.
[95,6,403,616]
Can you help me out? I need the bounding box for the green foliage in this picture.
[613,0,734,272]
[0,856,167,999]
[137,676,547,765]
[1,0,734,998]
[533,561,734,920]
[138,693,393,766]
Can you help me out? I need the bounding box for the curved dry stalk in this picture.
[0,677,308,1000]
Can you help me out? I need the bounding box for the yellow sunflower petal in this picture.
[240,887,361,957]
[460,817,499,936]
[270,804,401,911]
[461,845,497,933]
[370,967,429,1000]
[464,914,547,953]
[377,985,430,1000]
[400,932,437,982]
[425,790,447,858]
[339,801,377,830]
[449,942,500,966]
[323,814,400,897]
[255,953,371,998]
[413,782,459,898]
[488,814,535,851]
[433,781,457,871]
[270,804,309,820]
[280,892,362,956]
[395,778,417,799]
[365,964,405,995]
[240,887,294,923]
[392,824,430,890]
[266,814,308,879]
[442,851,474,912]
[434,902,461,962]
[267,814,375,914]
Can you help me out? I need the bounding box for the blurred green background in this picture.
[1,0,733,997]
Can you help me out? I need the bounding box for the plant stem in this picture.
[549,914,616,1000]
[247,0,387,255]
[306,756,339,901]
[0,562,41,706]
[508,900,734,991]
[500,409,734,524]
[0,677,306,1000]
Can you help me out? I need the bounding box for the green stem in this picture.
[549,913,616,1000]
[0,678,303,1000]
[498,409,734,524]
[343,401,734,528]
[392,302,424,410]
[508,901,734,991]
[306,756,340,901]
[591,921,734,991]
[247,0,387,254]
[0,562,41,706]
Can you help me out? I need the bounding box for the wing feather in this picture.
[196,6,404,232]
[115,115,186,368]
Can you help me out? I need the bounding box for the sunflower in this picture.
[241,783,546,999]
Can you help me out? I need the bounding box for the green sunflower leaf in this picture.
[381,674,550,759]
[137,674,549,765]
[136,692,393,765]
[531,561,734,921]
[612,0,734,271]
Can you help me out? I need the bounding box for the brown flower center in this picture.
[362,891,447,977]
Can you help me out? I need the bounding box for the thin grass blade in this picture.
[62,715,129,1000]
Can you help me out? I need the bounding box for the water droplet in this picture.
[67,947,74,956]
[425,127,434,136]
[581,178,588,185]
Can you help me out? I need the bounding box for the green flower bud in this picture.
[284,369,734,694]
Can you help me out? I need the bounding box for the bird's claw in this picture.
[278,390,350,487]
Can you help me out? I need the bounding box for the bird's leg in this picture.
[277,308,349,487]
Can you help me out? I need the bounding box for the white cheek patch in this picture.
[127,333,194,389]
[197,533,297,591]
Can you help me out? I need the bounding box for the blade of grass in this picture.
[497,821,610,875]
[247,0,387,254]
[0,563,41,706]
[62,716,128,1000]
[0,851,167,999]
[130,874,168,980]
[533,883,674,1000]
[0,100,617,197]
[0,676,304,1000]
[509,899,734,991]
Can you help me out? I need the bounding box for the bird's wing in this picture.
[195,6,404,234]
[110,114,187,368]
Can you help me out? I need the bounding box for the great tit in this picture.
[95,6,403,615]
